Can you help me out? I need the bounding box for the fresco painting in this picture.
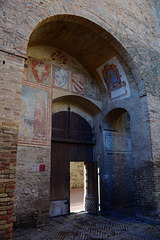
[18,85,48,141]
[19,57,102,146]
[102,63,127,99]
[54,67,68,89]
[103,131,132,153]
[71,73,85,95]
[29,59,50,86]
[85,78,99,99]
[33,91,47,138]
[52,50,67,66]
[54,69,101,100]
[27,57,101,102]
[97,57,130,101]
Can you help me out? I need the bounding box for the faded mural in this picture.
[72,73,85,95]
[18,85,51,146]
[53,67,69,90]
[28,58,51,86]
[52,50,67,66]
[18,56,101,146]
[97,56,130,101]
[53,64,100,101]
[103,131,132,153]
[85,77,98,99]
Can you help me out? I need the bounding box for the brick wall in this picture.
[70,162,84,189]
[0,52,24,239]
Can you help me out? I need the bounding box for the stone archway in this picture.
[12,13,154,231]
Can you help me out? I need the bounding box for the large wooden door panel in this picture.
[50,111,97,216]
[69,143,93,162]
[51,142,70,201]
[50,142,70,217]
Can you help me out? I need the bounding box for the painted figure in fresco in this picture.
[34,92,46,138]
[19,100,33,137]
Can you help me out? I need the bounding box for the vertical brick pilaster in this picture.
[0,180,15,240]
[0,51,24,239]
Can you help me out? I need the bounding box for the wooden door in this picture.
[50,142,70,217]
[50,110,97,217]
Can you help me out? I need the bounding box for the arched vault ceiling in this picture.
[28,17,118,87]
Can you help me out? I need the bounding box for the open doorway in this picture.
[50,110,98,217]
[70,162,85,213]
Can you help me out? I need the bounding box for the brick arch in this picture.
[1,1,149,95]
[105,107,130,130]
[52,94,102,116]
[27,14,146,95]
[1,0,147,93]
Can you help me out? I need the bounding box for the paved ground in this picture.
[13,212,160,240]
[70,188,84,213]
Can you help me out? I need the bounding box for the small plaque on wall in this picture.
[29,164,46,172]
[103,131,132,153]
[39,165,45,172]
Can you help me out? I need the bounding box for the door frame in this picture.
[50,111,98,217]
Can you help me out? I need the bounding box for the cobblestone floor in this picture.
[13,213,160,240]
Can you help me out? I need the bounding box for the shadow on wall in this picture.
[102,108,134,210]
[102,108,157,218]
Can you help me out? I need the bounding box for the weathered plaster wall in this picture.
[14,146,50,227]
